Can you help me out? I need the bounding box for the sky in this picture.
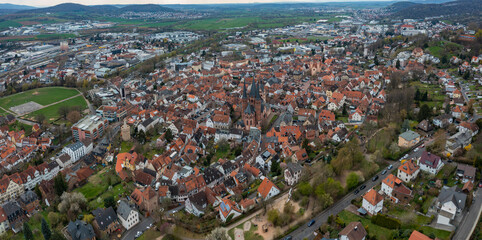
[0,0,386,7]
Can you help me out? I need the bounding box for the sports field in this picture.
[0,87,80,109]
[25,96,88,122]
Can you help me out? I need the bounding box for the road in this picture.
[453,188,482,240]
[121,216,154,240]
[288,140,429,240]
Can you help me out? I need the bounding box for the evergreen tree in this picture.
[41,218,52,240]
[418,104,432,122]
[374,55,379,65]
[396,59,400,69]
[414,89,421,101]
[422,91,428,101]
[445,103,451,114]
[53,173,68,196]
[401,119,410,132]
[23,222,34,240]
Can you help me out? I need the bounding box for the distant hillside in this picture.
[119,4,176,12]
[19,3,174,14]
[388,0,482,19]
[0,3,35,10]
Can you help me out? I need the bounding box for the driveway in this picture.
[121,216,154,240]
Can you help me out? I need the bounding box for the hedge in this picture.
[371,214,401,229]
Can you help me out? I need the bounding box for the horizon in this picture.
[0,0,403,8]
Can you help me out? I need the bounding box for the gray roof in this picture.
[117,200,135,221]
[67,141,84,152]
[93,207,118,231]
[287,162,303,174]
[67,220,95,240]
[399,130,420,141]
[438,186,467,210]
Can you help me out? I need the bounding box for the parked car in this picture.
[387,165,393,170]
[284,236,293,240]
[372,175,379,181]
[308,220,316,227]
[354,189,360,195]
[360,185,366,190]
[135,231,142,238]
[381,169,387,175]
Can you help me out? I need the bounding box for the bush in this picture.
[371,214,401,229]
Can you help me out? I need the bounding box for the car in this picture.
[372,175,379,181]
[414,148,418,152]
[308,219,316,227]
[354,189,360,195]
[381,169,387,175]
[360,185,366,190]
[387,165,393,170]
[404,154,409,159]
[135,231,142,238]
[479,181,482,188]
[421,144,425,148]
[284,236,293,240]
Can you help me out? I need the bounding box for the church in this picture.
[239,78,269,131]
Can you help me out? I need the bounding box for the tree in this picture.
[205,228,229,240]
[374,55,379,65]
[23,222,34,240]
[396,59,400,69]
[164,128,173,143]
[58,106,70,119]
[41,218,52,240]
[34,185,42,200]
[298,182,313,196]
[35,114,46,124]
[417,104,431,122]
[53,173,68,196]
[51,230,66,240]
[421,91,428,101]
[83,214,94,223]
[346,172,360,191]
[58,192,87,220]
[48,212,61,228]
[104,196,115,209]
[414,89,421,101]
[67,111,81,124]
[270,160,281,176]
[401,119,410,132]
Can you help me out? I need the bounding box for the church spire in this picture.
[242,79,247,99]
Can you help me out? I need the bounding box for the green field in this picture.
[0,20,22,30]
[25,95,87,121]
[0,87,79,109]
[426,41,463,59]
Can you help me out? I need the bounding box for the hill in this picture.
[19,3,174,14]
[0,3,35,10]
[119,4,176,12]
[388,0,482,19]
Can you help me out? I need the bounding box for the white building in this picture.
[117,200,139,230]
[362,189,383,215]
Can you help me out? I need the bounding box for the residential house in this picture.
[0,207,9,235]
[130,186,158,216]
[218,198,242,222]
[2,201,24,233]
[397,160,420,183]
[18,190,39,214]
[432,114,453,128]
[417,151,443,175]
[436,186,466,226]
[62,141,89,163]
[381,174,413,204]
[284,162,303,186]
[257,177,280,200]
[92,207,119,236]
[185,191,208,217]
[398,130,420,148]
[67,220,96,240]
[456,164,476,183]
[409,230,432,240]
[339,221,367,240]
[446,130,472,154]
[362,189,383,215]
[117,200,139,230]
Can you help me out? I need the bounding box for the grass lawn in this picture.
[0,87,79,109]
[120,141,134,153]
[338,210,394,239]
[138,228,162,240]
[88,183,132,210]
[25,96,87,122]
[9,120,33,135]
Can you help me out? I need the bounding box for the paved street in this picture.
[288,139,430,240]
[453,188,482,240]
[121,216,154,240]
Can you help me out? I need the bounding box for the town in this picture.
[0,2,479,240]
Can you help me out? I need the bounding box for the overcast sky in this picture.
[1,0,385,7]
